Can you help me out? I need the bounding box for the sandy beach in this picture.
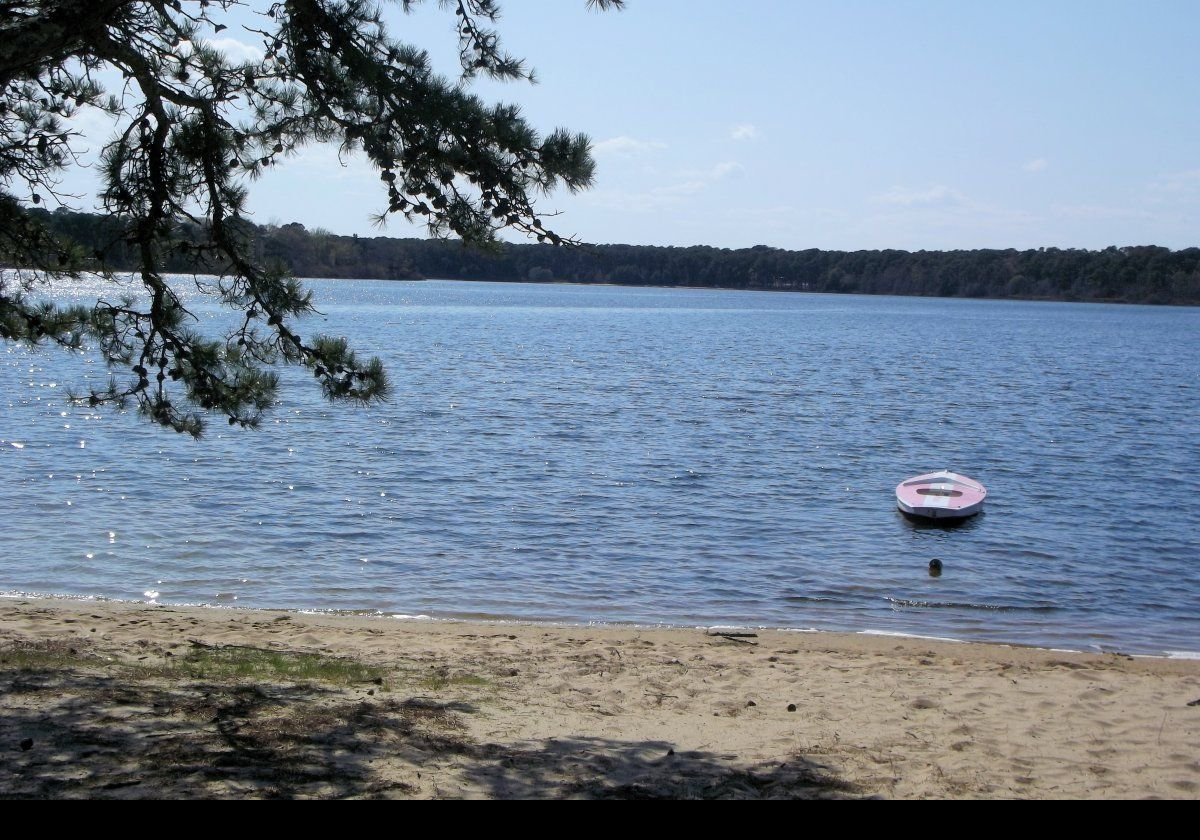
[1,597,1197,799]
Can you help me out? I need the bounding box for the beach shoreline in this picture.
[2,597,1198,798]
[7,591,1194,660]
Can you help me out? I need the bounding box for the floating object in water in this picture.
[896,471,986,520]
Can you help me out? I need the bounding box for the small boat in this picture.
[895,470,987,520]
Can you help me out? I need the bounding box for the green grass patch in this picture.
[169,646,388,687]
[420,669,492,691]
[0,640,97,671]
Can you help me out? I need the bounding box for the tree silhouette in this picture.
[0,0,623,435]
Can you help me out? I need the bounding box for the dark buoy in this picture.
[928,558,943,577]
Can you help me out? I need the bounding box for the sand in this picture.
[1,597,1198,799]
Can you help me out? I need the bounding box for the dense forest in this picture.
[18,207,1200,305]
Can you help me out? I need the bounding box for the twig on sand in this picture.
[187,639,276,653]
[706,631,759,646]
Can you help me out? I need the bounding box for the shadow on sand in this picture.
[1,659,860,799]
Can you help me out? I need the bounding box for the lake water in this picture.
[2,278,1198,655]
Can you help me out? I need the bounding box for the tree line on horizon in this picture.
[21,207,1200,306]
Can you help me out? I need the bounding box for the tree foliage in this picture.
[0,0,622,435]
[35,208,1200,306]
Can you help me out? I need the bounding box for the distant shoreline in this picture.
[297,273,1196,309]
[22,207,1200,306]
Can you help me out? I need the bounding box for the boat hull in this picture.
[895,471,987,520]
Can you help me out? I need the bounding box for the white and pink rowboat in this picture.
[895,470,987,520]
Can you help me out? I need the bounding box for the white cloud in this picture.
[710,161,744,179]
[859,186,1047,249]
[731,123,759,141]
[584,151,750,216]
[1148,169,1200,197]
[594,157,745,212]
[65,106,123,146]
[593,136,667,157]
[584,179,710,213]
[656,180,708,198]
[682,161,744,180]
[871,185,965,207]
[51,106,127,192]
[204,37,265,64]
[1023,158,1049,173]
[1052,204,1152,221]
[176,37,264,65]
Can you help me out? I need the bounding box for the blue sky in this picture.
[63,1,1200,251]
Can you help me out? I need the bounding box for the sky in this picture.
[56,0,1200,252]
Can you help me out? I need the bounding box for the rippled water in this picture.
[2,278,1198,654]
